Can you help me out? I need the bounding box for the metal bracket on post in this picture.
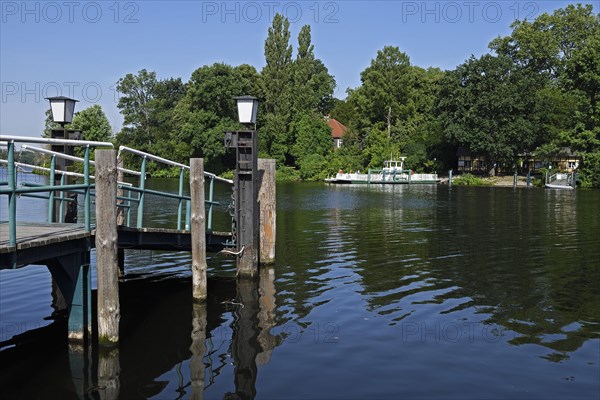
[225,130,259,277]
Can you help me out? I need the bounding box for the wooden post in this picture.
[116,156,125,277]
[190,158,207,302]
[258,159,276,264]
[95,149,120,346]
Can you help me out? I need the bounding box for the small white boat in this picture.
[545,182,575,190]
[325,158,439,185]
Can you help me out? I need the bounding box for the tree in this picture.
[290,112,332,178]
[116,69,157,148]
[261,13,293,116]
[437,54,545,169]
[330,98,356,126]
[489,4,599,79]
[489,4,600,185]
[292,25,336,116]
[348,46,413,139]
[172,63,259,171]
[70,105,112,143]
[344,46,444,171]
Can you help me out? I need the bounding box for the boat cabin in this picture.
[383,158,406,172]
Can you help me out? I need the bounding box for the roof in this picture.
[327,118,347,139]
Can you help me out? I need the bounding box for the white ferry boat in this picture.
[325,158,439,184]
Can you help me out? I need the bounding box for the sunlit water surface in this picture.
[1,172,599,399]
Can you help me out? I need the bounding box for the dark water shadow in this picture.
[0,267,278,400]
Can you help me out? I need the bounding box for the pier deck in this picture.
[0,222,232,269]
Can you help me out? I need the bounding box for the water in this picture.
[1,174,599,399]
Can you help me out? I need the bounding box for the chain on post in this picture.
[230,179,237,246]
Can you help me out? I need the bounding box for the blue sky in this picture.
[1,1,597,138]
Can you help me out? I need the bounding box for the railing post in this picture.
[59,174,66,221]
[207,176,214,232]
[177,167,185,230]
[258,159,276,264]
[84,146,91,232]
[95,149,120,346]
[190,158,207,301]
[137,157,147,228]
[185,200,191,231]
[449,170,453,187]
[116,156,126,275]
[7,140,17,247]
[48,155,56,223]
[116,156,125,226]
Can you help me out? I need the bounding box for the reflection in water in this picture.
[97,347,120,400]
[0,270,278,399]
[190,302,207,400]
[225,267,277,400]
[1,180,599,399]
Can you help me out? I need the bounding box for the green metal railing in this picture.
[0,135,113,247]
[1,137,234,249]
[20,144,141,225]
[118,146,233,232]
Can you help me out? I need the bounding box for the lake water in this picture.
[1,173,599,399]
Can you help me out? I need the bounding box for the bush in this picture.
[276,166,301,182]
[453,173,493,186]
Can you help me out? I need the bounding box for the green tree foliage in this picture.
[344,46,444,170]
[292,25,336,116]
[349,46,413,138]
[437,54,545,169]
[104,5,599,185]
[173,63,259,172]
[260,13,293,163]
[290,112,332,179]
[330,98,356,126]
[70,104,112,143]
[259,14,335,170]
[115,70,185,151]
[487,4,600,186]
[115,69,157,147]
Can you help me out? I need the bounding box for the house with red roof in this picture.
[327,117,347,149]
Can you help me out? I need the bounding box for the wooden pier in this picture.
[1,136,276,348]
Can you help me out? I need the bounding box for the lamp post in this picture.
[234,95,259,125]
[47,96,78,126]
[46,96,79,223]
[226,96,260,277]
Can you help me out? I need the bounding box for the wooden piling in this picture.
[190,158,207,302]
[258,159,276,264]
[95,150,120,346]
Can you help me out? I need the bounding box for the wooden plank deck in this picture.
[0,222,90,253]
[0,221,233,269]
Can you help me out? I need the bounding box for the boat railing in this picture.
[547,171,577,188]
